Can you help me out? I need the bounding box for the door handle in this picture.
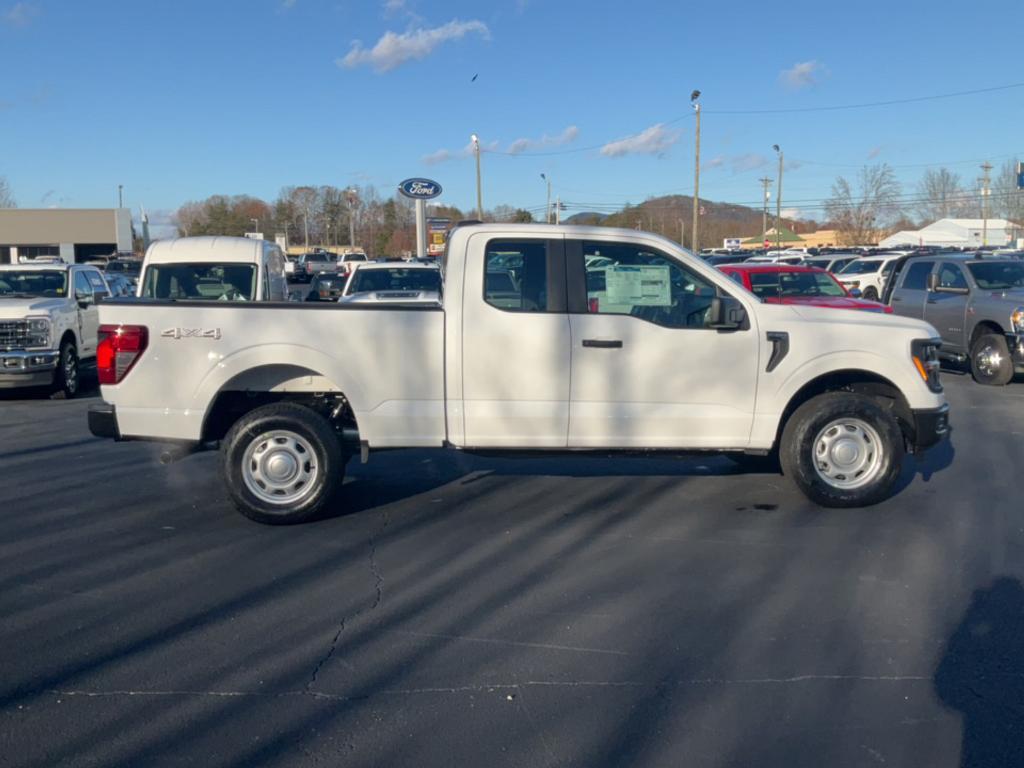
[892,296,902,302]
[927,299,937,304]
[582,339,623,349]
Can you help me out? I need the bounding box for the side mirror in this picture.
[707,295,747,331]
[926,273,939,292]
[848,287,863,298]
[76,294,94,308]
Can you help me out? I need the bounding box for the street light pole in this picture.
[346,189,358,248]
[118,185,123,208]
[773,145,783,252]
[250,218,259,238]
[759,177,773,247]
[690,90,701,254]
[471,134,483,220]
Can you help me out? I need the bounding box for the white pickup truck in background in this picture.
[88,224,950,523]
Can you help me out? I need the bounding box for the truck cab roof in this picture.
[144,236,276,265]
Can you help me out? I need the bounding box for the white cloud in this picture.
[600,123,680,158]
[280,0,297,9]
[730,153,768,173]
[780,60,825,89]
[3,2,39,26]
[507,125,579,155]
[422,148,453,165]
[383,0,405,13]
[339,19,489,73]
[702,156,725,171]
[866,146,882,160]
[781,208,802,219]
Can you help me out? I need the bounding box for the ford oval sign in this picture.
[398,178,443,200]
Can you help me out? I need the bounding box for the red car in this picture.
[718,264,893,313]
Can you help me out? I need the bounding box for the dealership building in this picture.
[0,208,133,264]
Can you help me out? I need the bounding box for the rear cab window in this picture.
[483,240,557,312]
[141,263,257,301]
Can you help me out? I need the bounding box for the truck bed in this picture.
[97,298,446,447]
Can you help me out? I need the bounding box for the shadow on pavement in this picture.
[935,577,1024,768]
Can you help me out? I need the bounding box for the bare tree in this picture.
[990,160,1024,226]
[915,167,965,223]
[825,164,902,246]
[173,200,206,236]
[0,176,16,208]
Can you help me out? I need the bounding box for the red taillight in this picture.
[97,324,148,385]
[306,264,313,273]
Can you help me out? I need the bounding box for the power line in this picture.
[477,81,1024,158]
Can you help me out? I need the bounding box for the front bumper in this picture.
[88,403,121,440]
[0,350,59,389]
[1007,333,1024,369]
[910,404,950,453]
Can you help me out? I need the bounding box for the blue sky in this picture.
[1,0,1022,230]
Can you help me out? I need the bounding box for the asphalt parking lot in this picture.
[1,372,1023,767]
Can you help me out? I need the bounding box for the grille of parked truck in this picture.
[87,225,950,523]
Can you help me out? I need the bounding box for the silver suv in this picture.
[888,254,1024,385]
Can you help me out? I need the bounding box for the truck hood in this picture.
[765,295,892,312]
[765,302,938,336]
[0,297,67,318]
[982,287,1024,303]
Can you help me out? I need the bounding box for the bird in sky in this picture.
[471,74,478,82]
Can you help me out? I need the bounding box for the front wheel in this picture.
[52,340,79,399]
[780,392,904,508]
[970,334,1014,386]
[861,286,879,301]
[222,402,346,524]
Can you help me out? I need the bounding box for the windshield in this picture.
[968,262,1024,290]
[141,263,257,301]
[348,268,440,294]
[0,270,68,298]
[748,270,846,300]
[839,259,882,275]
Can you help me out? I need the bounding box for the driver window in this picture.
[581,242,718,329]
[74,271,93,299]
[939,263,968,290]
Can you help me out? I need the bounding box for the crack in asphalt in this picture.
[304,509,389,693]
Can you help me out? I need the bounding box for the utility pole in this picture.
[691,90,701,253]
[679,218,685,246]
[759,177,773,247]
[118,185,123,208]
[471,134,483,219]
[346,189,358,248]
[980,161,993,246]
[541,173,551,224]
[773,145,783,251]
[555,196,561,225]
[303,210,309,250]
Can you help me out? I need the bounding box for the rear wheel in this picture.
[780,392,904,508]
[222,403,345,524]
[970,333,1014,386]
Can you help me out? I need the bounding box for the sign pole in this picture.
[415,199,426,260]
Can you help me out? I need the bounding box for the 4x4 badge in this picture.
[161,328,222,340]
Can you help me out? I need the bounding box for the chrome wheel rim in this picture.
[975,345,1002,378]
[64,350,78,394]
[812,418,884,490]
[241,430,319,506]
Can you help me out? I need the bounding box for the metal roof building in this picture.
[0,208,133,264]
[880,218,1022,249]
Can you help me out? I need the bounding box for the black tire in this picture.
[861,286,879,301]
[780,392,904,508]
[970,333,1014,386]
[221,402,345,525]
[52,340,79,399]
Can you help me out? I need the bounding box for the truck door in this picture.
[460,236,571,447]
[72,269,100,355]
[889,260,934,319]
[565,239,759,449]
[925,261,971,352]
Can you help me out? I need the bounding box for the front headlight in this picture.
[26,316,51,348]
[912,338,943,393]
[1011,307,1024,333]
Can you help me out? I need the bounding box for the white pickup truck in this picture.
[88,224,950,523]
